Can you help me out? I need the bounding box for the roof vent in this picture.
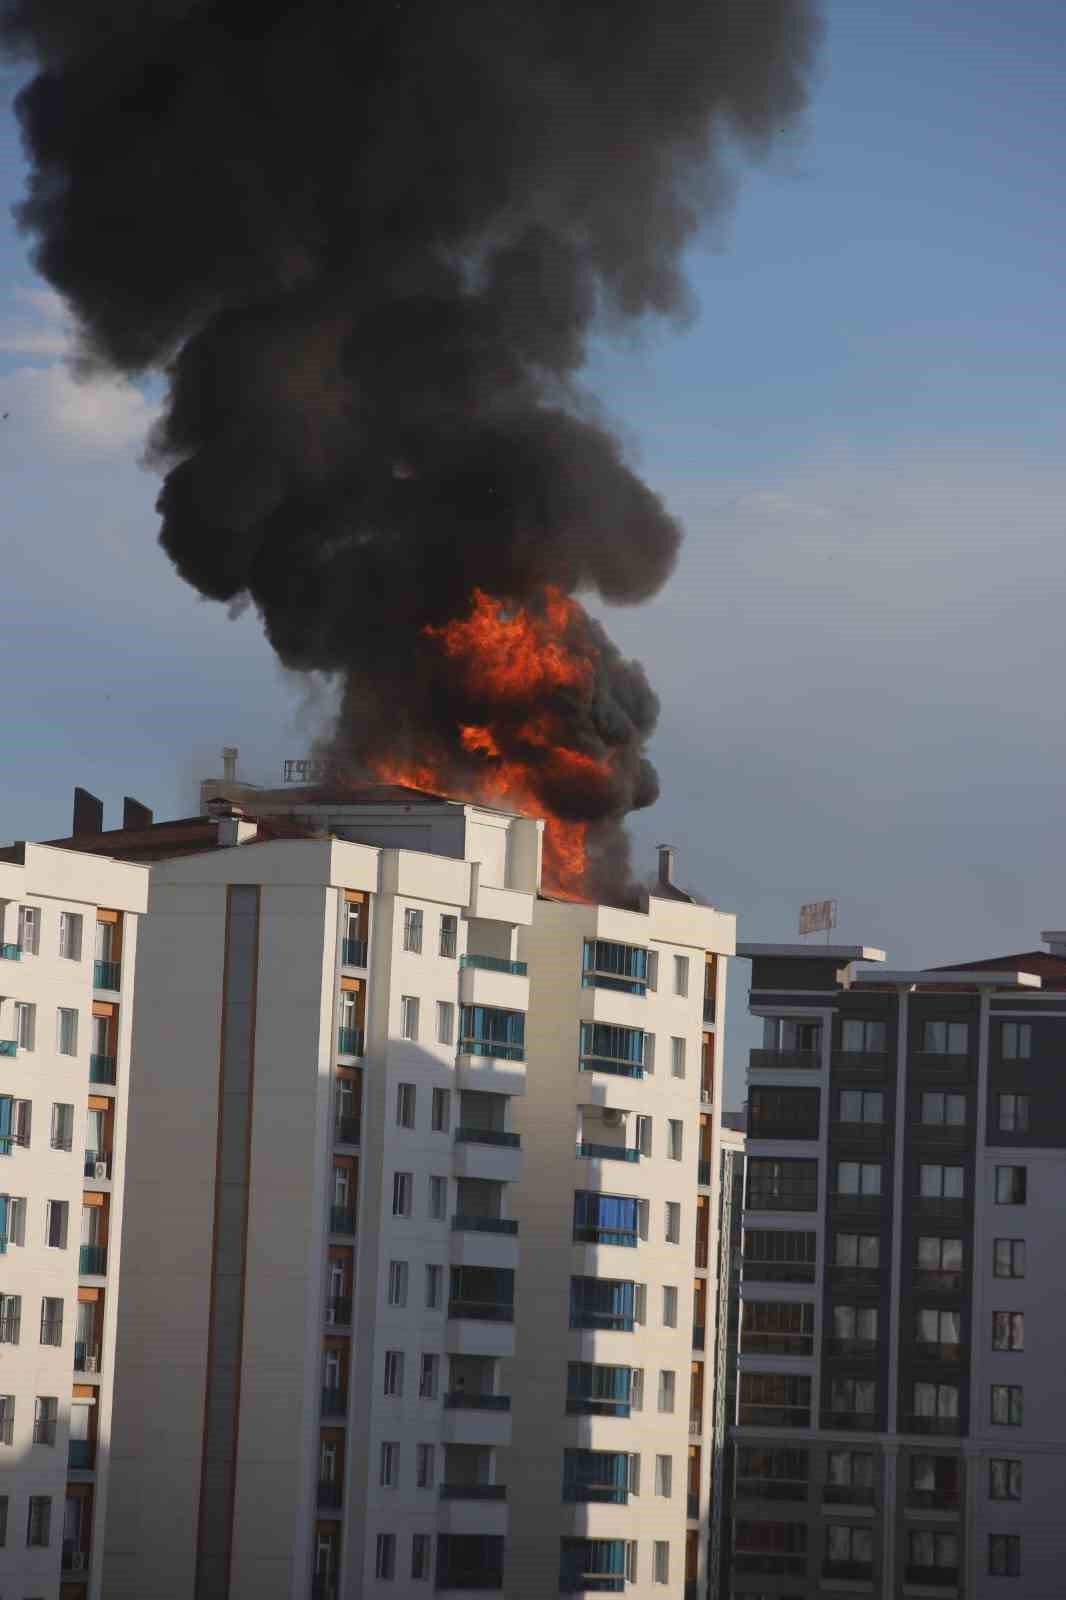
[1042,931,1066,956]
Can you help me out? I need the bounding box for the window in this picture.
[635,1115,652,1157]
[396,1083,416,1129]
[400,995,420,1041]
[387,1261,408,1307]
[419,1353,439,1399]
[742,1300,815,1355]
[579,1019,644,1069]
[747,1157,818,1211]
[657,1370,675,1413]
[832,1305,878,1348]
[922,1019,968,1055]
[738,1373,812,1427]
[767,1017,822,1053]
[34,1397,58,1448]
[0,1194,26,1248]
[667,1120,683,1161]
[827,1377,875,1419]
[994,1239,1025,1278]
[838,1089,883,1124]
[990,1458,1022,1500]
[436,1001,455,1046]
[431,1087,451,1132]
[375,1532,396,1580]
[0,1492,5,1543]
[634,1283,647,1324]
[0,1394,13,1445]
[673,955,689,995]
[630,1369,644,1411]
[998,1093,1029,1134]
[995,1166,1026,1205]
[920,1163,964,1200]
[835,1232,879,1268]
[826,1450,874,1500]
[670,1037,686,1078]
[582,939,649,995]
[653,1541,670,1585]
[392,1172,412,1217]
[0,1294,19,1344]
[17,905,39,955]
[412,1532,432,1580]
[416,1442,435,1489]
[991,1385,1023,1425]
[383,1350,404,1396]
[655,1454,673,1497]
[836,1161,881,1196]
[425,1264,442,1309]
[50,1104,74,1153]
[40,1298,63,1345]
[26,1495,51,1546]
[1001,1022,1031,1060]
[992,1312,1024,1352]
[45,1200,68,1249]
[912,1382,959,1425]
[916,1308,960,1354]
[662,1286,677,1327]
[826,1523,873,1571]
[989,1535,1021,1577]
[379,1441,399,1487]
[439,914,457,958]
[664,1201,681,1244]
[909,1530,958,1576]
[920,1091,966,1126]
[14,1001,35,1051]
[402,907,423,953]
[466,1004,526,1058]
[428,1176,447,1220]
[749,1086,821,1138]
[840,1018,886,1052]
[58,912,82,960]
[56,1007,78,1056]
[744,1228,817,1281]
[917,1236,963,1282]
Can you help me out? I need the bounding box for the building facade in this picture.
[729,938,1066,1600]
[55,777,736,1600]
[0,841,147,1600]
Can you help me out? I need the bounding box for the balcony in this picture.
[0,942,20,961]
[448,1300,514,1323]
[687,1491,699,1520]
[440,1483,507,1501]
[735,1478,808,1503]
[743,1333,814,1357]
[697,1159,711,1184]
[336,1027,363,1056]
[570,1310,634,1333]
[829,1265,881,1290]
[830,1192,883,1215]
[566,1397,630,1419]
[831,1050,890,1076]
[573,1225,637,1248]
[40,1318,62,1346]
[460,954,528,976]
[462,1038,524,1062]
[341,936,367,967]
[437,1569,505,1592]
[89,1054,116,1085]
[903,1415,961,1436]
[914,1196,965,1220]
[578,1056,644,1080]
[320,1387,348,1418]
[904,1566,958,1588]
[329,1206,356,1236]
[692,1324,706,1350]
[80,1244,107,1276]
[749,1048,820,1072]
[445,1392,511,1412]
[74,1343,100,1373]
[906,1489,960,1512]
[324,1296,352,1326]
[318,1480,343,1510]
[823,1484,875,1507]
[453,1216,518,1236]
[0,1039,16,1057]
[743,1259,816,1284]
[84,1150,112,1179]
[825,1337,878,1359]
[914,1343,963,1365]
[334,1115,361,1146]
[830,1121,885,1146]
[823,1561,873,1582]
[94,958,120,989]
[746,1186,818,1213]
[62,1542,92,1573]
[458,1127,521,1149]
[576,1142,639,1164]
[820,1411,877,1431]
[912,1053,969,1080]
[732,1554,807,1577]
[68,1439,95,1470]
[913,1123,968,1147]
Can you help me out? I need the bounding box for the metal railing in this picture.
[440,1482,507,1500]
[828,1264,880,1288]
[743,1332,814,1356]
[329,1207,356,1235]
[905,1566,959,1588]
[452,1216,518,1235]
[820,1410,878,1431]
[906,1488,961,1511]
[576,1141,638,1163]
[743,1259,816,1283]
[914,1195,966,1218]
[94,958,121,989]
[444,1391,511,1411]
[914,1341,963,1363]
[448,1299,514,1323]
[578,1056,643,1079]
[320,1387,348,1417]
[825,1337,878,1358]
[334,1115,361,1145]
[80,1244,107,1276]
[336,1027,363,1056]
[341,936,367,967]
[823,1560,873,1581]
[749,1048,820,1071]
[746,1185,819,1212]
[829,1120,884,1143]
[89,1054,116,1085]
[737,1404,810,1428]
[457,1127,521,1149]
[830,1191,883,1212]
[460,954,528,976]
[831,1050,890,1073]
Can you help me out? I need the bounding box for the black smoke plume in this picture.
[2,0,819,896]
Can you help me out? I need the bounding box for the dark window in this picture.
[742,1229,816,1280]
[997,1094,1029,1134]
[993,1239,1025,1278]
[582,939,649,995]
[991,1312,1024,1352]
[1000,1022,1031,1060]
[915,1307,960,1354]
[922,1020,968,1054]
[909,1530,959,1574]
[916,1236,963,1280]
[572,1192,640,1248]
[26,1496,50,1546]
[989,1535,1021,1577]
[736,1446,809,1488]
[995,1167,1026,1205]
[909,1454,960,1508]
[920,1091,966,1125]
[840,1018,886,1052]
[835,1161,881,1196]
[990,1459,1022,1501]
[748,1087,820,1140]
[738,1372,811,1427]
[837,1090,883,1124]
[991,1385,1023,1425]
[825,1522,873,1569]
[569,1276,635,1331]
[740,1301,814,1355]
[834,1233,880,1267]
[826,1377,875,1418]
[747,1159,818,1212]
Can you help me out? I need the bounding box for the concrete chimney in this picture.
[72,787,104,837]
[657,844,675,888]
[222,746,239,782]
[123,797,153,830]
[1042,931,1066,956]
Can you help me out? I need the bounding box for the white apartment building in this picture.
[0,839,147,1600]
[52,771,733,1600]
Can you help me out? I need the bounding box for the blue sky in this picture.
[2,1,1065,1100]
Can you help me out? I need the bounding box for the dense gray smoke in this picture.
[2,0,819,894]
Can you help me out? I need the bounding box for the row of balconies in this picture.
[750,1045,974,1079]
[733,1554,958,1587]
[736,1478,961,1512]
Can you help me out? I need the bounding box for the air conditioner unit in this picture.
[93,1161,109,1181]
[602,1108,625,1127]
[84,1356,98,1373]
[72,1553,87,1571]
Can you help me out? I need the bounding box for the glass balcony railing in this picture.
[576,1142,639,1163]
[329,1206,356,1235]
[460,954,528,976]
[452,1216,518,1235]
[80,1244,107,1276]
[0,942,19,961]
[321,1387,348,1417]
[456,1127,521,1149]
[89,1055,116,1085]
[448,1298,515,1323]
[336,1027,363,1056]
[563,1483,627,1505]
[334,1115,361,1145]
[341,937,367,967]
[460,1038,525,1061]
[570,1310,634,1333]
[573,1225,638,1248]
[94,959,121,989]
[566,1397,631,1419]
[444,1391,511,1411]
[578,1057,644,1079]
[68,1439,94,1469]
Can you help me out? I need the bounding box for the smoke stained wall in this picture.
[2,0,820,897]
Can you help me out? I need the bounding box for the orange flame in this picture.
[367,587,610,897]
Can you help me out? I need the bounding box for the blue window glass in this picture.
[459,1005,526,1060]
[573,1191,639,1247]
[560,1538,626,1591]
[566,1364,632,1414]
[582,940,649,995]
[562,1450,629,1503]
[569,1276,635,1331]
[579,1023,645,1078]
